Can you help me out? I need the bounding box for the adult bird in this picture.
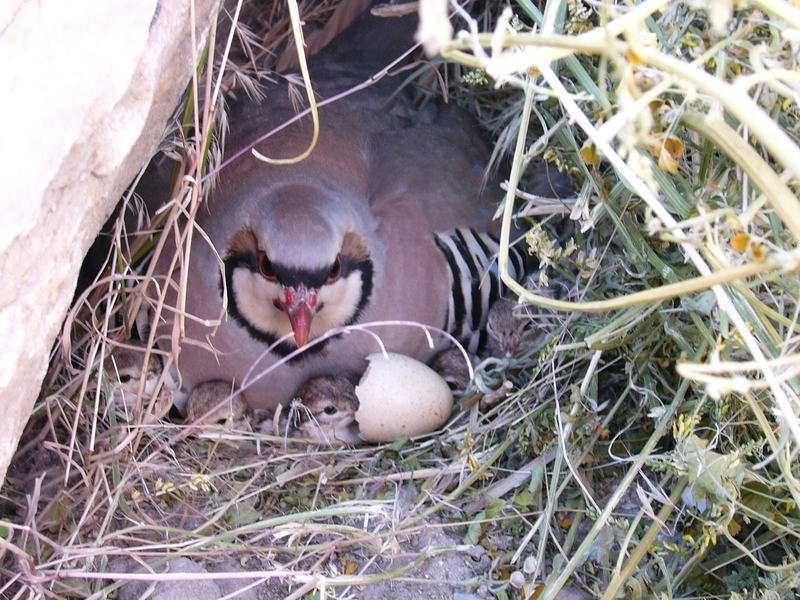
[147,6,528,409]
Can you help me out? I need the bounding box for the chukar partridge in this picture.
[149,8,535,409]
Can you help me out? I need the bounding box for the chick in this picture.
[429,347,476,390]
[183,380,250,430]
[103,343,172,422]
[260,376,361,445]
[292,375,361,444]
[430,297,531,388]
[486,296,532,358]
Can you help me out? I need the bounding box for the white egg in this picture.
[354,352,454,442]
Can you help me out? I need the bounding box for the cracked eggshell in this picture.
[355,352,454,442]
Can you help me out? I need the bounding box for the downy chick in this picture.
[429,347,476,391]
[183,380,251,430]
[486,296,533,358]
[103,342,171,422]
[260,375,361,445]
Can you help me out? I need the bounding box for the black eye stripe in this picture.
[222,250,374,359]
[325,255,342,283]
[242,254,363,288]
[258,251,277,280]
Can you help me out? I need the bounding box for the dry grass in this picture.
[2,0,800,599]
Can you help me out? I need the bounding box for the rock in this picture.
[555,586,592,600]
[118,557,220,600]
[209,557,260,600]
[0,0,219,489]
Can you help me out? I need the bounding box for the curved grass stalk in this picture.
[639,47,800,184]
[445,0,671,67]
[680,111,800,241]
[538,370,695,600]
[601,477,688,600]
[453,35,800,186]
[750,0,800,29]
[447,6,800,451]
[496,77,796,314]
[251,0,319,165]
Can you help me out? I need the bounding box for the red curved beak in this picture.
[287,302,313,347]
[279,285,318,347]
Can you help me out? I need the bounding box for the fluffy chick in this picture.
[103,343,171,422]
[260,376,361,445]
[429,347,476,390]
[486,296,532,358]
[184,380,250,430]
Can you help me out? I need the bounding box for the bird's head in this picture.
[221,187,374,356]
[291,375,361,444]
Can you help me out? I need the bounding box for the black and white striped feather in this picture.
[434,228,527,353]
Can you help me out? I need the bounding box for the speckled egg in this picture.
[355,352,454,442]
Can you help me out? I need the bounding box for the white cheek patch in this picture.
[231,269,293,338]
[232,268,363,346]
[310,272,363,338]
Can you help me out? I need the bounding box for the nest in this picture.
[3,1,800,599]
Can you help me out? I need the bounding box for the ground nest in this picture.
[3,1,800,599]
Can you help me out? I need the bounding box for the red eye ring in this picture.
[258,251,277,281]
[325,255,342,284]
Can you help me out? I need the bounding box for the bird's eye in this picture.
[258,251,277,281]
[119,374,132,383]
[323,405,338,415]
[325,255,342,284]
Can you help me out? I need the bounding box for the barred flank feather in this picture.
[434,228,527,353]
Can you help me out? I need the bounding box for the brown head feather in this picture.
[341,231,369,262]
[228,228,259,256]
